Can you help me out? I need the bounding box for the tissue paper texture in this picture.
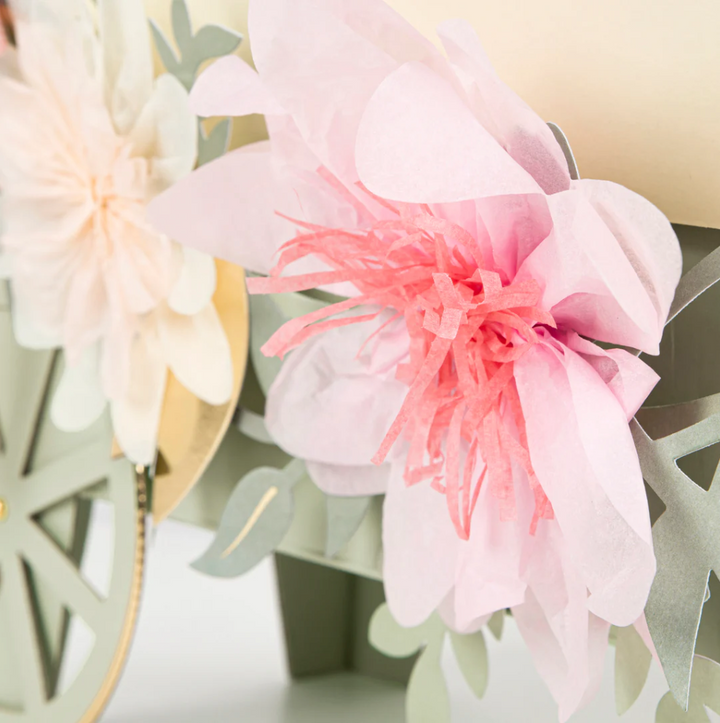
[0,0,232,463]
[148,0,684,718]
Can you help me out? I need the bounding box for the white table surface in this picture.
[69,509,669,723]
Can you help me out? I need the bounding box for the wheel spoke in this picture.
[4,351,54,476]
[0,554,46,713]
[20,522,104,631]
[20,441,111,516]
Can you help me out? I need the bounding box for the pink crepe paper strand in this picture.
[247,175,556,539]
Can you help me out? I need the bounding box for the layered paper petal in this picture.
[190,54,285,118]
[148,142,301,274]
[265,318,408,466]
[306,461,390,496]
[158,303,233,406]
[356,61,542,203]
[51,346,107,432]
[437,19,571,195]
[515,340,656,626]
[383,460,460,628]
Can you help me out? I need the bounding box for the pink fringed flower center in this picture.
[248,186,555,539]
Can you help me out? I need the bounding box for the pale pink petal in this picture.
[515,340,655,627]
[110,325,166,465]
[249,0,443,182]
[157,303,232,406]
[437,19,571,195]
[265,317,408,466]
[453,461,531,628]
[517,190,663,354]
[383,460,459,628]
[513,525,610,722]
[147,141,301,274]
[563,331,659,420]
[306,461,389,496]
[575,179,682,331]
[190,55,285,118]
[356,61,542,204]
[474,193,553,279]
[51,346,107,432]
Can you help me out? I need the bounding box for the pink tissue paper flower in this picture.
[149,0,682,717]
[0,0,233,464]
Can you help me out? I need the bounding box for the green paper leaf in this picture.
[191,463,301,577]
[488,609,505,641]
[407,647,451,723]
[198,118,231,167]
[236,408,274,445]
[450,630,488,699]
[192,24,243,61]
[171,0,193,52]
[324,495,371,558]
[369,603,423,659]
[149,20,180,74]
[631,403,720,707]
[249,294,287,395]
[656,656,720,722]
[615,624,653,715]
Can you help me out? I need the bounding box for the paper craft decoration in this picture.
[384,0,720,230]
[149,0,691,718]
[0,0,238,464]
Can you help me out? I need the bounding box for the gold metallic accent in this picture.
[79,469,147,723]
[152,260,249,522]
[221,486,279,559]
[0,497,7,521]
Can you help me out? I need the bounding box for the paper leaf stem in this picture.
[632,402,720,708]
[191,461,304,577]
[150,0,242,91]
[656,656,720,722]
[615,624,653,715]
[324,494,372,558]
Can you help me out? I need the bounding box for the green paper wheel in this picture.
[0,288,146,723]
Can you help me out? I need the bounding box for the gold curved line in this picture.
[221,486,279,559]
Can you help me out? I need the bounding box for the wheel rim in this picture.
[0,325,145,722]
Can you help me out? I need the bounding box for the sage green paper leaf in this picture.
[324,495,371,558]
[192,24,244,61]
[450,630,488,699]
[369,603,424,659]
[488,609,505,641]
[407,647,451,723]
[198,118,231,167]
[615,624,653,715]
[191,464,300,577]
[149,21,180,75]
[632,403,720,707]
[249,294,287,395]
[656,656,720,722]
[171,0,193,52]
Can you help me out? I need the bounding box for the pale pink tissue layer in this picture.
[148,0,682,718]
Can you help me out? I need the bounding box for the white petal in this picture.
[157,303,232,406]
[110,327,166,465]
[51,346,107,432]
[98,0,154,135]
[130,73,197,191]
[167,247,217,316]
[10,286,61,349]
